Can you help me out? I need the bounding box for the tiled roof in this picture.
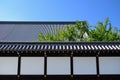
[0,42,120,56]
[0,21,78,41]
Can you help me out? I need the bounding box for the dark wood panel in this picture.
[20,75,44,80]
[0,75,17,80]
[0,75,120,80]
[46,75,70,80]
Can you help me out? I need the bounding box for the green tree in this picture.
[38,21,89,41]
[38,18,120,42]
[89,18,120,41]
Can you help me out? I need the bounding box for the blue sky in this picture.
[0,0,120,28]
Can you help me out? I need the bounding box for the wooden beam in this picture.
[96,52,100,80]
[44,52,47,80]
[17,52,21,80]
[70,52,73,80]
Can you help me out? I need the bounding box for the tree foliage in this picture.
[89,18,120,41]
[38,18,120,42]
[38,22,88,41]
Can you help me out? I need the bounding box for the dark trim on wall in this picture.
[0,75,120,80]
[96,52,100,79]
[17,53,21,80]
[44,52,47,80]
[70,52,74,79]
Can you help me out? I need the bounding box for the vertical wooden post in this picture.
[44,52,47,80]
[96,52,100,80]
[17,52,21,80]
[70,52,74,80]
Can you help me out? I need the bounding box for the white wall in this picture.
[0,56,120,75]
[21,57,44,75]
[73,57,96,75]
[47,57,70,75]
[99,57,120,74]
[0,57,18,75]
